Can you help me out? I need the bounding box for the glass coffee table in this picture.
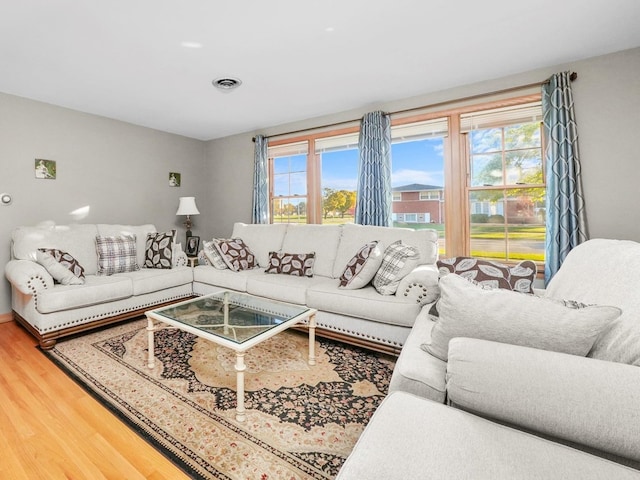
[145,291,317,422]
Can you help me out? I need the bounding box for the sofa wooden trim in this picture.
[12,297,194,350]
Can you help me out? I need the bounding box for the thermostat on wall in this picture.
[1,193,12,205]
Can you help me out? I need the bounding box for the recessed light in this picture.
[325,27,335,32]
[181,41,203,49]
[212,77,242,91]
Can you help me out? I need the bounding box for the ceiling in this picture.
[1,1,639,141]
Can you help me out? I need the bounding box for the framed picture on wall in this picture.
[169,172,181,187]
[35,159,56,179]
[186,236,200,256]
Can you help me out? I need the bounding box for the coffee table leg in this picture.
[235,352,246,422]
[308,313,316,366]
[146,317,155,369]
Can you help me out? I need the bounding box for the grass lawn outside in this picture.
[272,217,545,262]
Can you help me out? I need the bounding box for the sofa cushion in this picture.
[231,222,288,267]
[96,235,140,276]
[214,238,257,271]
[114,267,192,296]
[338,241,384,289]
[12,224,100,275]
[144,231,175,269]
[36,248,85,285]
[36,275,133,313]
[193,266,265,292]
[202,240,228,269]
[306,280,421,327]
[265,252,315,277]
[336,392,640,480]
[281,224,342,278]
[246,273,328,305]
[388,306,446,402]
[332,223,438,277]
[372,241,420,295]
[437,256,537,293]
[446,337,640,465]
[96,224,156,269]
[423,274,622,361]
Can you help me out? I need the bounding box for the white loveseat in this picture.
[337,239,640,478]
[5,224,193,349]
[193,222,440,354]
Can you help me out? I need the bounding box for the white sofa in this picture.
[193,222,440,354]
[5,224,193,349]
[338,239,640,478]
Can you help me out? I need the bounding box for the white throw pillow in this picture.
[372,241,420,295]
[422,274,622,361]
[339,241,384,290]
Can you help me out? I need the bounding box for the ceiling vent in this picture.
[212,77,242,91]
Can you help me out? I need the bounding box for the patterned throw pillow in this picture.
[265,252,315,277]
[36,248,85,285]
[213,238,257,272]
[96,234,140,275]
[372,241,420,295]
[437,257,537,294]
[339,241,384,289]
[202,240,228,269]
[144,230,175,269]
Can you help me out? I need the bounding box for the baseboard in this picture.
[0,312,14,324]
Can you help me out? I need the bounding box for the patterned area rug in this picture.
[43,318,395,479]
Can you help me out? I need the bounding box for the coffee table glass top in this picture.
[151,291,312,344]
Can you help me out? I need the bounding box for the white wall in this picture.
[0,93,206,315]
[205,47,640,242]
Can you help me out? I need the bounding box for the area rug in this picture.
[43,318,395,479]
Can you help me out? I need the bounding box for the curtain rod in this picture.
[252,72,577,142]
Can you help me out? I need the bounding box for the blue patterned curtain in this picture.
[355,111,392,226]
[542,72,588,283]
[252,135,269,224]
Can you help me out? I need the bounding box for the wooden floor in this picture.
[0,320,189,480]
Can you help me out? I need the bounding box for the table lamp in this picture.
[176,196,200,243]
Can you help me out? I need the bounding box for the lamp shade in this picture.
[176,197,200,216]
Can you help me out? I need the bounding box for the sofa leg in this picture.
[39,338,57,350]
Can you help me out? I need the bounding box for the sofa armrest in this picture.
[446,337,640,463]
[5,259,54,295]
[396,264,440,305]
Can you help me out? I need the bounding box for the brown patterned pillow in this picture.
[213,238,257,272]
[36,248,85,284]
[437,257,536,293]
[265,252,315,277]
[144,230,175,269]
[339,241,384,289]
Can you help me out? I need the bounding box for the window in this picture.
[462,102,545,262]
[419,191,439,200]
[270,141,308,224]
[316,133,359,224]
[266,93,544,265]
